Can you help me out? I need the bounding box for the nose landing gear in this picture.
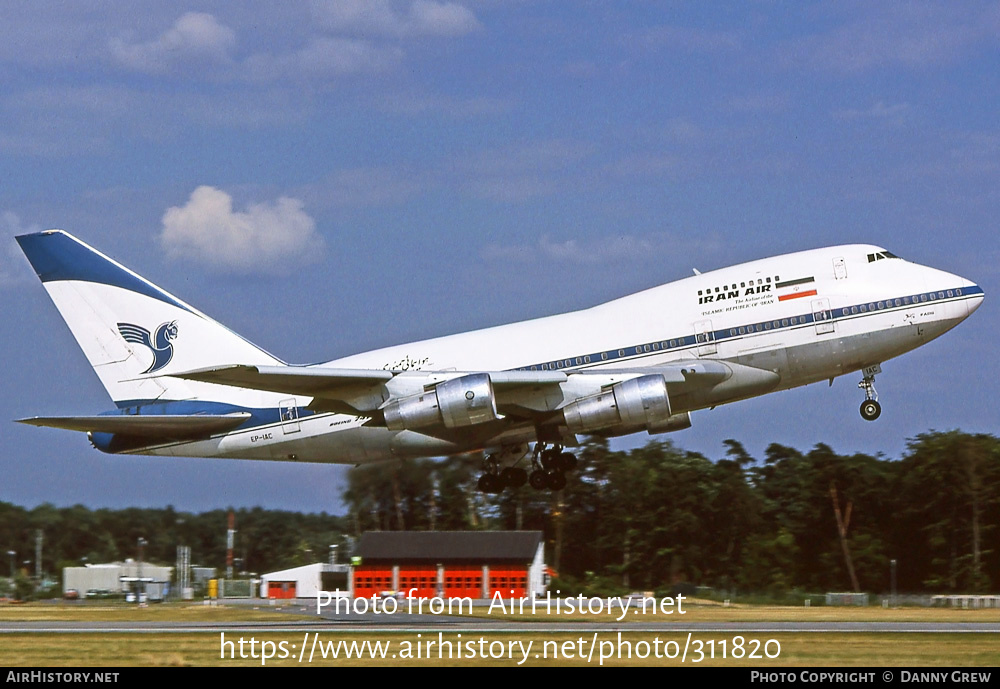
[858,364,882,421]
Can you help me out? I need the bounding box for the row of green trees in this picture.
[343,430,1000,594]
[2,430,996,595]
[0,504,350,584]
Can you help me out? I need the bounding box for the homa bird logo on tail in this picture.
[117,321,178,373]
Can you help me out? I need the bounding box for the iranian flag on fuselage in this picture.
[776,276,817,301]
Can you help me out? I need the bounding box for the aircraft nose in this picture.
[960,278,984,317]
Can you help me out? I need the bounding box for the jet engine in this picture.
[562,374,674,434]
[383,373,499,431]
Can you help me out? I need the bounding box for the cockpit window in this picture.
[867,250,902,263]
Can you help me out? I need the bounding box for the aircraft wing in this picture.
[173,365,395,396]
[16,412,252,437]
[171,364,571,391]
[164,359,775,420]
[166,364,572,415]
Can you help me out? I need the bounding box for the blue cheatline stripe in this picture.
[515,285,984,373]
[110,399,315,424]
[15,230,193,313]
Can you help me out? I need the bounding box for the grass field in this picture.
[0,632,998,667]
[1,601,998,667]
[5,598,1000,623]
[0,601,305,623]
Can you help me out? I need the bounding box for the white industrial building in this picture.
[63,561,172,598]
[260,563,349,599]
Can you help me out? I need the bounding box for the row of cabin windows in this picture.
[528,340,688,371]
[521,289,963,372]
[698,275,779,297]
[729,315,806,336]
[841,290,959,316]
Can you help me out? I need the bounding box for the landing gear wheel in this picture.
[478,473,503,493]
[540,448,559,470]
[860,399,881,421]
[557,452,577,471]
[500,467,527,488]
[529,470,549,490]
[545,470,566,491]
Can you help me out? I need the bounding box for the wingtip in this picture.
[15,417,49,427]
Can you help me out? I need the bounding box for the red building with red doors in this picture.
[352,531,546,600]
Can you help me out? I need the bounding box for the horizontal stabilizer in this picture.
[16,413,251,437]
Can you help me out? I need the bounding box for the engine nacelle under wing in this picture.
[383,373,500,431]
[562,374,672,434]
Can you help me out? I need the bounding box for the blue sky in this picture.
[1,1,997,513]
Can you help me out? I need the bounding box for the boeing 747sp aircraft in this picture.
[16,230,983,492]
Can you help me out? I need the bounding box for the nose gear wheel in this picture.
[858,370,881,421]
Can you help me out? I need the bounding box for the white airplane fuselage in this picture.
[134,243,982,465]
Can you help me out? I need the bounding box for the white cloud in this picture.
[244,38,402,82]
[110,12,236,75]
[160,186,323,274]
[407,0,481,36]
[0,212,41,287]
[312,0,481,37]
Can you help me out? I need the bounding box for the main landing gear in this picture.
[529,443,577,492]
[477,442,578,493]
[858,364,882,421]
